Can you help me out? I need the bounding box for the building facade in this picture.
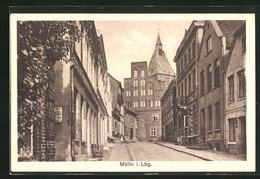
[161,79,177,142]
[197,20,245,151]
[108,73,125,138]
[173,21,204,145]
[124,34,175,142]
[124,106,138,141]
[54,21,111,161]
[224,24,246,155]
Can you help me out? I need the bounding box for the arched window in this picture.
[141,70,145,77]
[150,127,156,136]
[134,70,138,78]
[151,100,153,107]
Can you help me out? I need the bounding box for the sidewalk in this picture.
[108,143,131,161]
[155,141,246,161]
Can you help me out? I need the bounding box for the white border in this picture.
[10,13,255,172]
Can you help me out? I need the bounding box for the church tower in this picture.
[124,33,175,142]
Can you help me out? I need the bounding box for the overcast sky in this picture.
[95,20,192,86]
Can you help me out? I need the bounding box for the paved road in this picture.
[107,142,203,161]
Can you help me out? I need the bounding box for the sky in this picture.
[94,20,192,86]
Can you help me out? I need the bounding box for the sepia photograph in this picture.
[10,13,255,172]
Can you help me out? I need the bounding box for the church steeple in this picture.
[147,33,175,77]
[155,33,162,50]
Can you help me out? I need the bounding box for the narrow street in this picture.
[107,142,203,161]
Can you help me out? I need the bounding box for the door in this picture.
[130,128,133,139]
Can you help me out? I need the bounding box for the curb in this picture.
[154,142,215,161]
[126,144,136,161]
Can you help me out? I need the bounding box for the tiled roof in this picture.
[216,20,245,46]
[147,34,175,76]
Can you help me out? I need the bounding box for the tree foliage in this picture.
[17,21,80,152]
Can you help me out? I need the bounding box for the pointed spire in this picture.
[156,33,162,46]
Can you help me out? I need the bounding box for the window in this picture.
[242,36,246,54]
[207,65,212,91]
[150,128,156,136]
[151,100,153,107]
[188,48,191,62]
[214,58,220,87]
[153,113,158,121]
[178,85,180,97]
[228,75,234,101]
[141,70,145,77]
[185,78,187,97]
[192,69,196,91]
[129,91,131,96]
[136,80,138,87]
[215,102,220,129]
[134,70,137,77]
[200,70,204,95]
[229,118,237,142]
[141,89,143,96]
[238,70,246,98]
[188,74,191,95]
[184,115,190,128]
[155,99,160,107]
[192,40,196,58]
[208,105,212,131]
[148,88,153,96]
[133,80,135,87]
[207,37,212,53]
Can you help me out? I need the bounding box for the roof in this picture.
[224,24,246,73]
[173,21,205,62]
[156,33,162,46]
[215,20,246,46]
[147,34,175,76]
[161,79,176,101]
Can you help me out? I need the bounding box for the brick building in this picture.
[197,20,245,151]
[161,79,177,142]
[108,73,125,138]
[224,24,246,154]
[124,34,175,142]
[54,21,111,161]
[173,21,204,145]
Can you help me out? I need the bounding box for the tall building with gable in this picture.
[124,34,175,142]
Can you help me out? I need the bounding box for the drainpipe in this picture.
[70,65,75,161]
[221,37,227,149]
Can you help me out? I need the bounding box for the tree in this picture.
[17,21,81,157]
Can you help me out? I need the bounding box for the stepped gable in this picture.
[216,20,245,46]
[147,34,175,77]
